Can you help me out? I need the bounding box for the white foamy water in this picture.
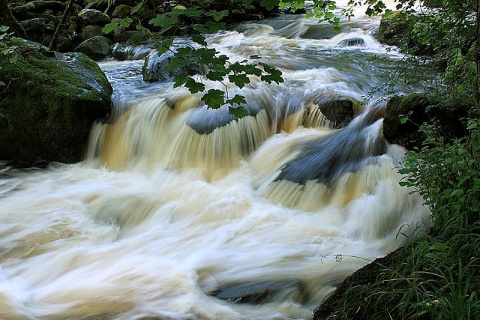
[0,4,431,319]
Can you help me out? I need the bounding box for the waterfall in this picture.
[0,4,431,319]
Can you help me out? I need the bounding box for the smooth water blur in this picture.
[0,4,432,319]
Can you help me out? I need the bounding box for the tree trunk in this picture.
[0,0,27,38]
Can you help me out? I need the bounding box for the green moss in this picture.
[0,50,112,165]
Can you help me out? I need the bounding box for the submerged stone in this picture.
[338,38,365,47]
[306,96,357,129]
[186,96,264,135]
[276,112,387,186]
[213,280,303,304]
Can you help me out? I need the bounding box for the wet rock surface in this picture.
[213,280,304,304]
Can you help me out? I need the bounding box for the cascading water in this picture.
[0,2,432,319]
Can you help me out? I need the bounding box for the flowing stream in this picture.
[1,2,432,319]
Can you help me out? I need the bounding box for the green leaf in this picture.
[243,64,263,76]
[229,106,249,118]
[173,74,188,88]
[185,77,205,94]
[206,70,228,81]
[194,48,217,63]
[204,21,226,33]
[430,242,448,252]
[149,15,179,29]
[0,26,9,33]
[212,10,229,22]
[120,17,133,28]
[260,67,283,84]
[226,94,247,106]
[102,21,119,34]
[202,89,225,109]
[191,35,207,46]
[174,5,187,10]
[260,0,279,10]
[450,189,463,197]
[181,7,204,17]
[192,24,209,33]
[325,12,334,19]
[0,80,5,87]
[228,74,250,88]
[156,37,174,55]
[165,57,192,71]
[131,1,144,14]
[8,54,18,64]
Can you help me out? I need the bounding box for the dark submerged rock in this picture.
[306,96,357,129]
[338,37,365,47]
[186,95,264,135]
[213,280,303,304]
[0,50,112,166]
[276,109,387,186]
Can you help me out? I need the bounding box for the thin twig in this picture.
[48,0,73,51]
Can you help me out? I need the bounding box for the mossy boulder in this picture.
[23,0,66,14]
[78,8,110,25]
[112,4,131,18]
[0,50,112,166]
[74,35,113,60]
[313,242,421,320]
[378,12,433,56]
[81,24,103,40]
[383,93,469,150]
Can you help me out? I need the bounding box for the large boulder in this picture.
[0,49,112,166]
[304,95,358,129]
[142,50,202,82]
[81,24,103,40]
[74,35,113,60]
[78,8,110,26]
[383,93,469,150]
[378,12,433,56]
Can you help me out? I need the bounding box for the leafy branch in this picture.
[99,1,284,116]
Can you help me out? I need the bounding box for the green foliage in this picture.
[91,0,285,114]
[399,118,480,232]
[389,117,480,319]
[0,26,20,88]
